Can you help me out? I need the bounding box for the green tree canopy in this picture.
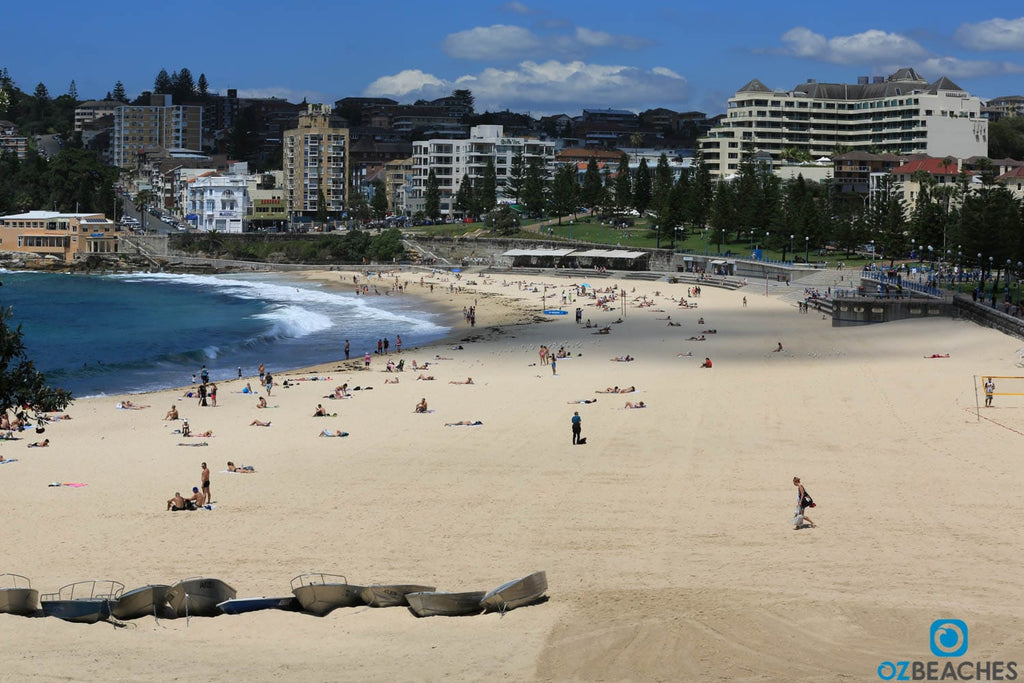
[0,307,72,422]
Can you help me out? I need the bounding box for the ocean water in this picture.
[0,271,450,398]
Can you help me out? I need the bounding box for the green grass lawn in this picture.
[406,216,879,267]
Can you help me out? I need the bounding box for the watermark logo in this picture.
[930,619,968,658]
[876,620,1017,681]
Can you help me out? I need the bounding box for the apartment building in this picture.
[282,103,349,221]
[384,157,414,215]
[409,125,556,216]
[0,211,120,260]
[74,100,120,132]
[186,172,250,233]
[247,171,287,230]
[0,120,27,159]
[112,94,204,168]
[699,68,988,178]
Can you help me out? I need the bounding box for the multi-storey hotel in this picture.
[408,125,556,216]
[282,103,348,221]
[699,68,987,178]
[111,94,203,168]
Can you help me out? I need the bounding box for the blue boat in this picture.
[40,580,124,624]
[217,596,300,615]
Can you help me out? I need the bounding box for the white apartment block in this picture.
[409,125,556,216]
[700,68,988,178]
[112,94,204,168]
[282,103,348,220]
[187,174,250,233]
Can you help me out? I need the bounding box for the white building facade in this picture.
[409,125,556,216]
[187,174,250,233]
[699,68,988,178]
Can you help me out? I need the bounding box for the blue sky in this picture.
[4,1,1023,116]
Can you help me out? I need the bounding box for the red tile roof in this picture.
[891,158,967,176]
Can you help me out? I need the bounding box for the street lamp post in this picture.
[719,229,724,255]
[765,231,770,259]
[805,235,810,264]
[870,239,875,264]
[911,238,915,266]
[790,234,794,263]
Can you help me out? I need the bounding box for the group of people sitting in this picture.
[166,487,208,511]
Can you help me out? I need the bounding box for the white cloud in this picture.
[918,57,1024,80]
[955,17,1024,51]
[501,1,533,14]
[781,27,928,65]
[362,70,446,99]
[574,27,652,50]
[442,23,650,61]
[443,25,543,60]
[364,60,688,115]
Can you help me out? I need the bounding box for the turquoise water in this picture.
[0,271,449,397]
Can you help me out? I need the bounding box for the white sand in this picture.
[2,268,1022,681]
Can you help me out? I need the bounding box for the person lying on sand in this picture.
[625,401,646,409]
[249,420,271,427]
[593,327,611,335]
[319,428,349,437]
[596,386,636,394]
[227,461,255,473]
[611,356,634,362]
[384,377,399,384]
[448,377,473,384]
[687,335,706,341]
[667,321,682,326]
[434,355,453,360]
[445,420,483,426]
[417,374,435,381]
[677,352,693,357]
[925,353,950,358]
[117,400,149,409]
[567,398,598,404]
[414,398,428,413]
[701,329,717,334]
[165,406,179,421]
[28,438,50,447]
[190,430,214,437]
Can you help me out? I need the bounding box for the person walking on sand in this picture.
[258,362,265,383]
[985,377,995,407]
[571,411,582,444]
[344,340,350,360]
[793,476,816,529]
[201,462,211,505]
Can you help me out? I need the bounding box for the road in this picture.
[118,202,179,235]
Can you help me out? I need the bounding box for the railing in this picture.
[859,269,946,298]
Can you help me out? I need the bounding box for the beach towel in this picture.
[177,442,209,447]
[48,482,87,487]
[0,459,18,464]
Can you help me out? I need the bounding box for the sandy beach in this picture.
[2,267,1023,682]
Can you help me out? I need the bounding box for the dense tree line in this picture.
[0,147,120,216]
[173,228,405,264]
